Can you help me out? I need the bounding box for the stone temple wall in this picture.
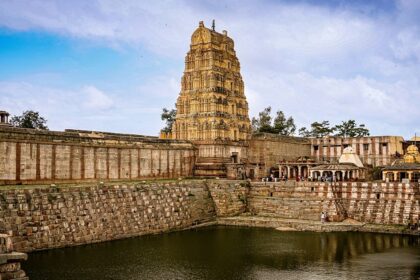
[247,133,311,178]
[248,182,420,224]
[0,127,195,185]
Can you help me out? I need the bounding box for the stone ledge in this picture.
[0,253,28,265]
[217,215,420,235]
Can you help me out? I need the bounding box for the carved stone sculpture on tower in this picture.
[172,21,251,142]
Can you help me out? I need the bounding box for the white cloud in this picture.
[0,0,195,55]
[391,27,420,61]
[0,80,176,136]
[0,0,419,138]
[0,82,116,130]
[246,72,420,137]
[82,85,114,110]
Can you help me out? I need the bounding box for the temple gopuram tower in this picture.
[172,21,251,177]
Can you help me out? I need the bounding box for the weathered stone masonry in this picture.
[248,182,420,224]
[0,126,195,185]
[0,180,418,254]
[208,180,249,217]
[0,179,247,253]
[1,181,216,253]
[0,234,28,280]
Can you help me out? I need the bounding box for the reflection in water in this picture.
[24,226,420,280]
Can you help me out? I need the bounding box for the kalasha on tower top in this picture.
[172,20,251,142]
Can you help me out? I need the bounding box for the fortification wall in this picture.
[0,127,195,185]
[248,182,420,224]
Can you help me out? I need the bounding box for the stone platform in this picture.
[217,215,419,235]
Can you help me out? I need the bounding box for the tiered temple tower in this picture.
[172,21,251,142]
[172,21,251,177]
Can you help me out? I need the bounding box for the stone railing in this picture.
[0,233,28,280]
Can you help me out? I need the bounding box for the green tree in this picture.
[252,107,296,135]
[298,121,334,137]
[161,108,177,133]
[251,107,274,133]
[273,110,296,136]
[298,127,311,137]
[333,120,370,137]
[311,121,334,137]
[354,124,370,137]
[10,110,48,130]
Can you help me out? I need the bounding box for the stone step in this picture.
[196,157,231,164]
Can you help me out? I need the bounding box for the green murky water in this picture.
[24,226,420,280]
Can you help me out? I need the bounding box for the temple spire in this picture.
[212,19,215,31]
[172,22,251,142]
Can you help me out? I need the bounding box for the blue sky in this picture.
[0,0,419,138]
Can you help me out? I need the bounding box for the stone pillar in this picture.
[393,171,398,182]
[382,171,386,181]
[341,171,345,181]
[287,166,290,178]
[297,166,301,177]
[408,171,413,181]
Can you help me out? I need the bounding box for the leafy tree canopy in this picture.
[298,121,333,138]
[10,110,48,130]
[299,120,370,138]
[252,107,296,136]
[333,120,370,137]
[161,108,177,133]
[252,107,273,133]
[273,110,296,136]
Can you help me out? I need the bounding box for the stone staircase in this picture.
[193,157,231,178]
